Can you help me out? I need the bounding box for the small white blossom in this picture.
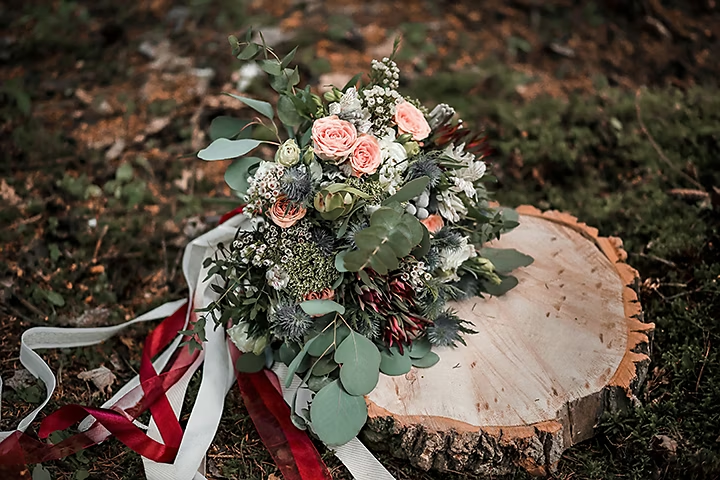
[266,265,290,290]
[438,236,477,282]
[437,190,467,223]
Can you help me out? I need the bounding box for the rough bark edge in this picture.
[362,205,654,477]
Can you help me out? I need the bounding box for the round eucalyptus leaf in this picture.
[408,337,431,359]
[311,356,339,376]
[279,342,301,366]
[411,351,440,368]
[379,346,412,376]
[310,380,367,446]
[307,328,336,357]
[307,375,334,393]
[334,331,381,395]
[235,353,266,373]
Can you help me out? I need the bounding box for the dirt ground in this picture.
[1,0,719,479]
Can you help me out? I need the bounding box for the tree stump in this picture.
[363,206,654,477]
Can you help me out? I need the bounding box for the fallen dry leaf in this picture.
[77,365,116,394]
[6,369,35,391]
[0,179,22,205]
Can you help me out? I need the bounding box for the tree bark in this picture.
[363,206,653,477]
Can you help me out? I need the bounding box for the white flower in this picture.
[227,322,255,353]
[438,236,477,281]
[266,265,290,290]
[437,190,467,223]
[275,139,300,167]
[444,143,475,165]
[452,176,477,199]
[376,129,408,195]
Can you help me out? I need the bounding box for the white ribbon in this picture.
[0,215,395,480]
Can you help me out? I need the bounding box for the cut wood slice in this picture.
[363,206,654,477]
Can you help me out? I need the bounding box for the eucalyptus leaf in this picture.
[224,157,262,195]
[482,274,519,296]
[281,46,298,68]
[225,93,275,120]
[235,352,266,373]
[309,380,367,446]
[480,247,534,273]
[278,94,303,127]
[307,375,334,392]
[237,42,260,60]
[311,356,338,376]
[343,207,424,274]
[258,59,282,76]
[379,346,412,376]
[412,223,430,259]
[408,337,431,359]
[334,331,381,396]
[285,337,316,388]
[279,342,300,366]
[307,328,336,357]
[300,299,345,316]
[209,116,250,141]
[382,176,430,205]
[411,351,440,368]
[335,251,349,272]
[198,138,266,161]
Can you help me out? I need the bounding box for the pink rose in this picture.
[394,101,431,141]
[350,135,382,177]
[421,214,444,234]
[311,115,357,162]
[268,196,307,228]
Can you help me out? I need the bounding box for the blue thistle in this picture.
[270,300,313,342]
[406,154,442,187]
[431,228,465,252]
[281,167,313,203]
[427,310,476,348]
[310,227,335,256]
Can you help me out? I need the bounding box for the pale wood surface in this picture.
[363,207,653,476]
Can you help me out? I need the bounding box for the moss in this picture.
[408,71,720,480]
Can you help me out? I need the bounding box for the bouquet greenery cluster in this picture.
[194,32,533,445]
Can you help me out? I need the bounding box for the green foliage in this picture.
[343,207,425,274]
[224,157,262,195]
[379,346,412,376]
[309,380,367,446]
[334,330,381,396]
[480,248,534,274]
[198,138,267,161]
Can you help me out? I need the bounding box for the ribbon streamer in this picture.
[0,213,396,480]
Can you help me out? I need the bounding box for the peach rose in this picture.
[311,115,357,162]
[350,135,382,177]
[421,214,444,234]
[268,196,306,228]
[303,288,335,301]
[394,101,431,141]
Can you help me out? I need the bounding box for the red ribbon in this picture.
[229,344,332,480]
[2,204,333,480]
[0,303,195,470]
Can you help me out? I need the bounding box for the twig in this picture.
[696,336,711,392]
[13,293,47,319]
[92,224,110,263]
[635,88,705,190]
[631,252,678,268]
[7,213,43,230]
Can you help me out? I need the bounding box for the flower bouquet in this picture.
[192,34,533,446]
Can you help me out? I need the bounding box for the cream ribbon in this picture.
[0,215,395,480]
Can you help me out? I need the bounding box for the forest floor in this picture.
[1,0,719,479]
